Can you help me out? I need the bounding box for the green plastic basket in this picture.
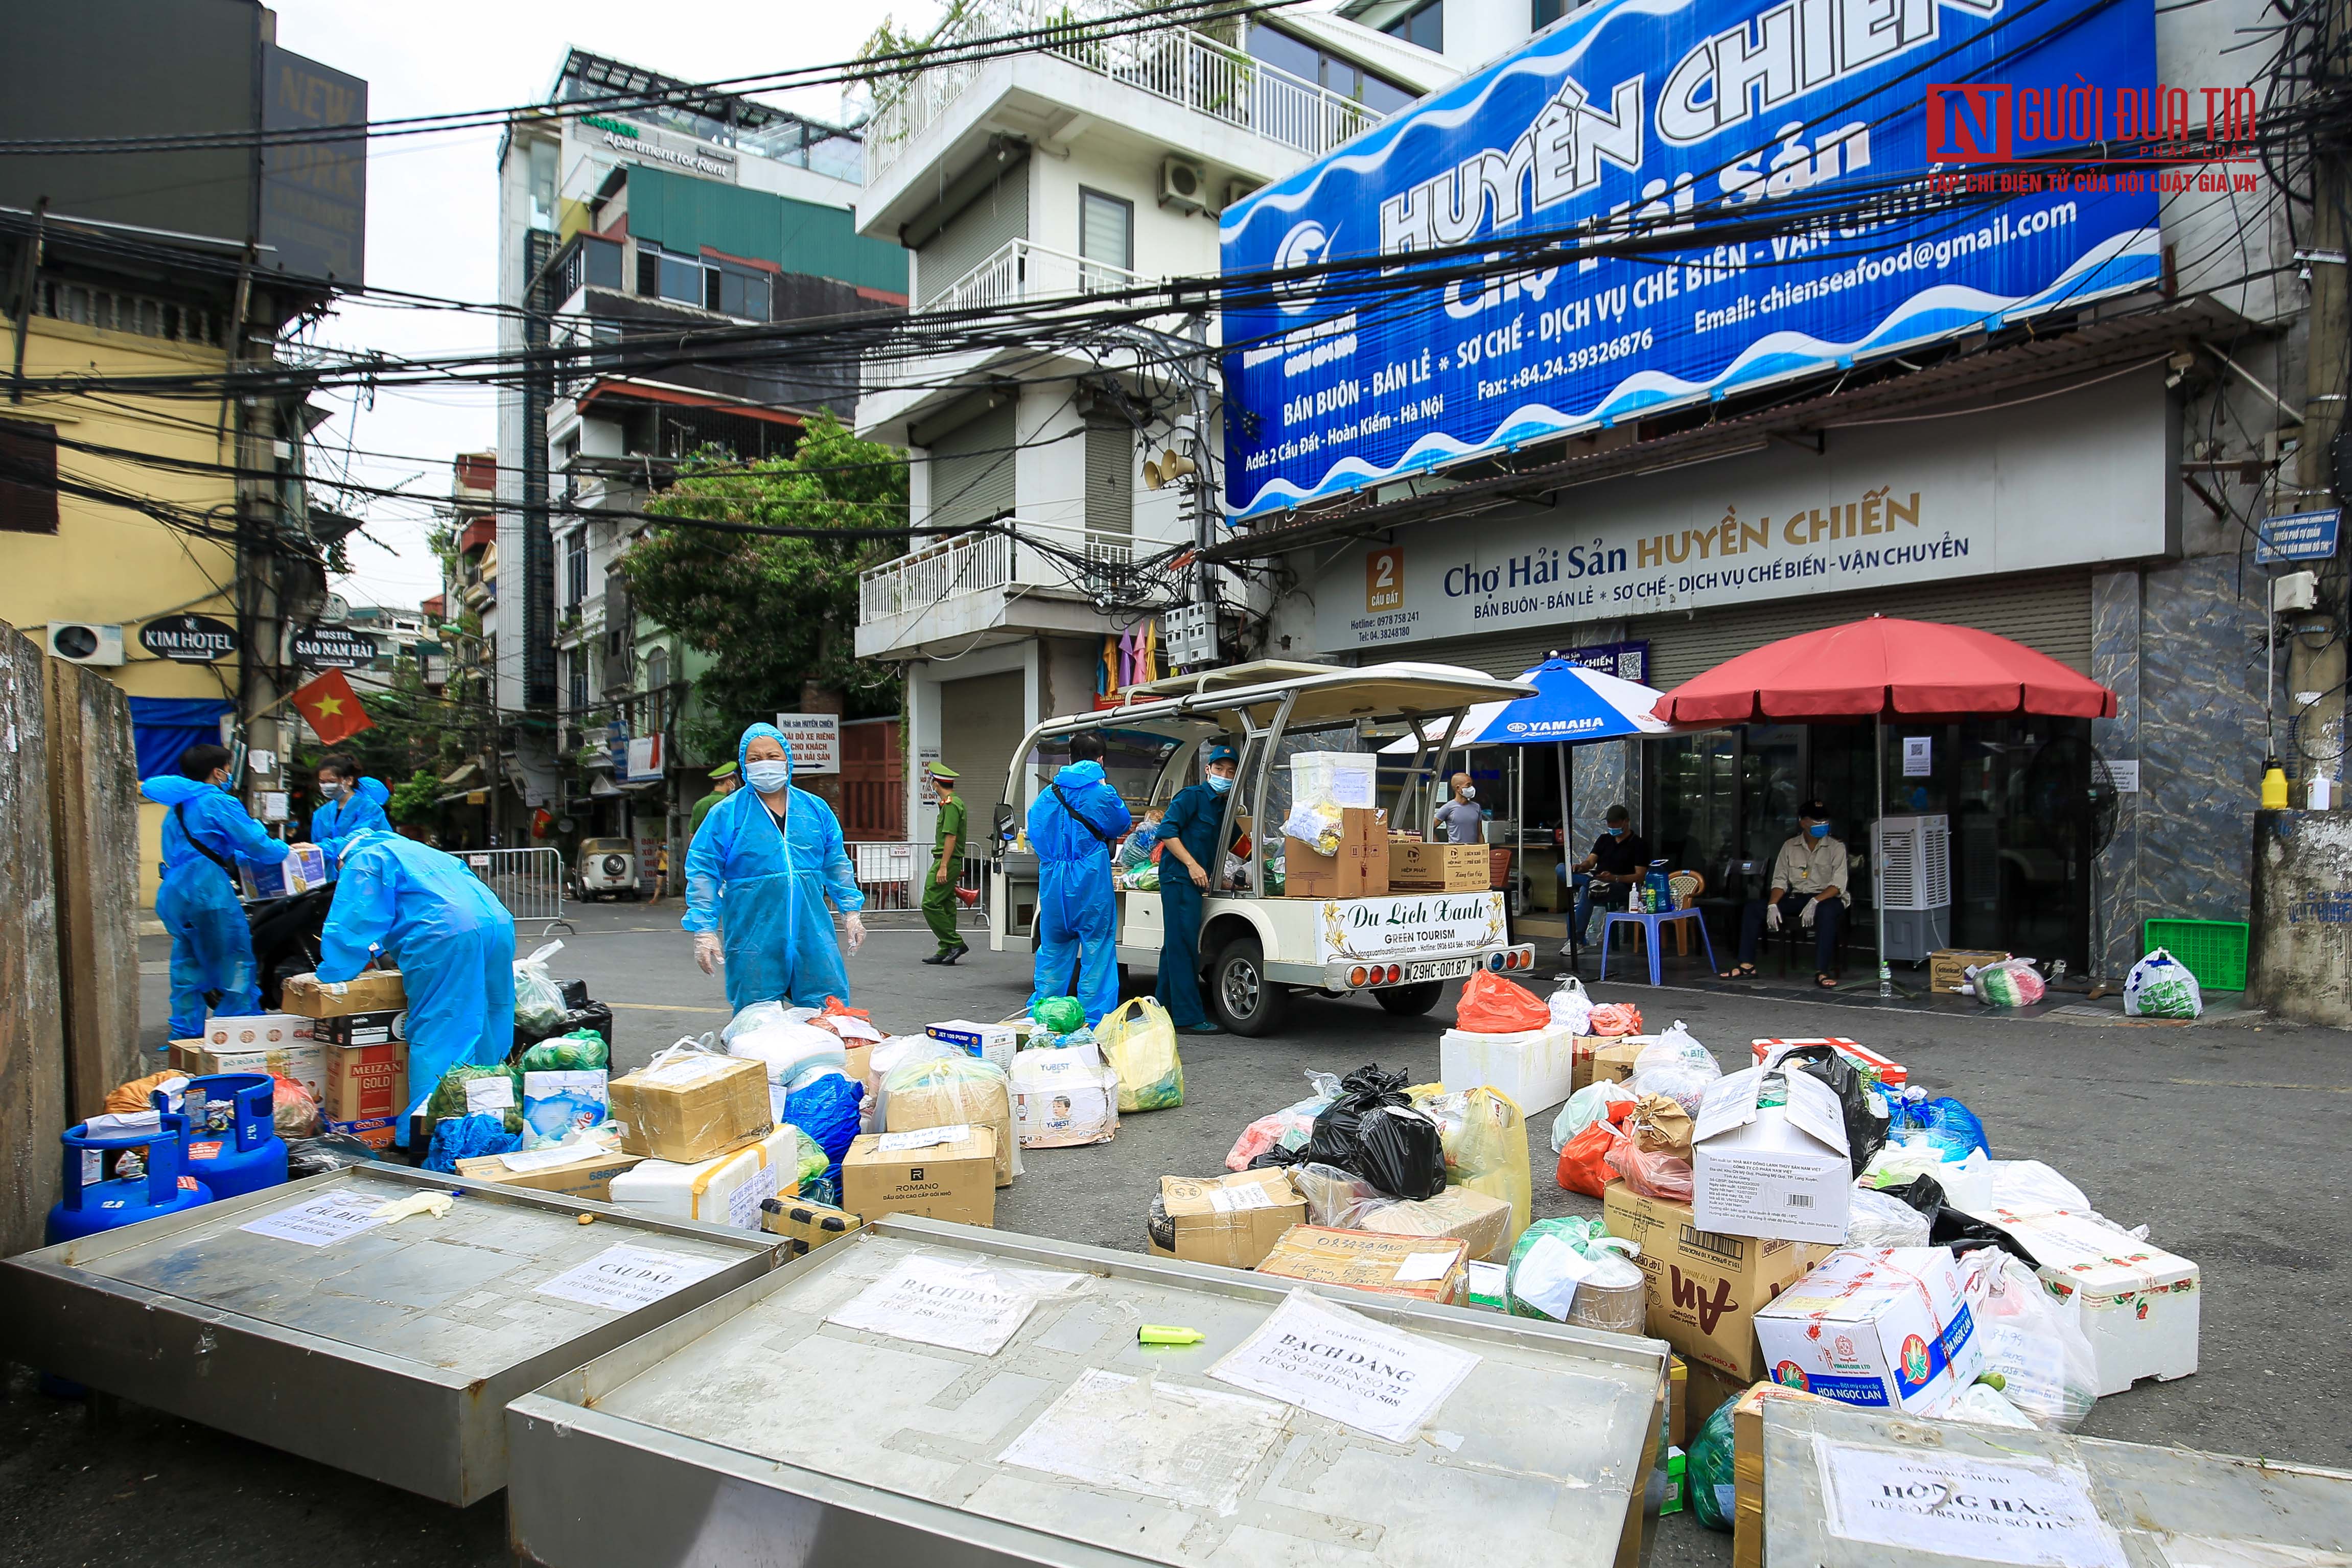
[2143,919,2248,993]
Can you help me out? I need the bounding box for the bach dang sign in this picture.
[1219,0,2158,521]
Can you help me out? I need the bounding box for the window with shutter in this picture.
[927,403,1018,531]
[917,173,1030,306]
[1079,189,1133,290]
[0,422,59,534]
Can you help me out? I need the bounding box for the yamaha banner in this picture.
[1219,0,2160,523]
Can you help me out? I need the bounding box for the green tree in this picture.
[386,767,442,827]
[620,411,908,760]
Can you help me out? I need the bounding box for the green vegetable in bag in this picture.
[1031,995,1084,1034]
[1688,1397,1738,1533]
[427,1062,524,1133]
[520,1028,609,1072]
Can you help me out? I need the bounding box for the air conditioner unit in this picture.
[1159,156,1209,214]
[1871,813,1951,962]
[1222,176,1261,210]
[47,621,125,666]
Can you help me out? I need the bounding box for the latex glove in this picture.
[844,914,867,955]
[1800,898,1819,929]
[694,931,723,973]
[1765,902,1784,933]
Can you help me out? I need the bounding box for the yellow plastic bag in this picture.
[1096,997,1184,1113]
[1417,1085,1532,1248]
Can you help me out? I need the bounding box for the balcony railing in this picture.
[927,238,1143,315]
[866,1,1378,188]
[858,522,1137,624]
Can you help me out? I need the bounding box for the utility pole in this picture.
[2288,0,2350,802]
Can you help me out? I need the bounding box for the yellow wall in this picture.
[0,314,241,906]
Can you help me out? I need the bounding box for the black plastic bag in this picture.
[1771,1043,1888,1175]
[1878,1172,2036,1262]
[285,1133,387,1180]
[513,1000,615,1056]
[1302,1064,1411,1169]
[1356,1105,1447,1199]
[558,977,590,1010]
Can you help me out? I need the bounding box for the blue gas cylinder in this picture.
[46,1110,214,1244]
[170,1073,287,1199]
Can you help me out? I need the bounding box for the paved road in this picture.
[7,899,2344,1566]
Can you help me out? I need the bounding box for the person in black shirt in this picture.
[1569,804,1649,949]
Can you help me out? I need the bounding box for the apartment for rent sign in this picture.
[1220,0,2159,522]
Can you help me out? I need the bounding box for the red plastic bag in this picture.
[271,1073,322,1139]
[1586,1002,1645,1037]
[1457,971,1552,1033]
[1604,1136,1693,1202]
[1555,1103,1633,1197]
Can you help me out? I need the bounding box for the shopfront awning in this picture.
[1202,297,2247,564]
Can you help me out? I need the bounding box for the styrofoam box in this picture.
[1291,752,1379,811]
[1985,1206,2200,1395]
[606,1124,797,1231]
[1439,1024,1581,1113]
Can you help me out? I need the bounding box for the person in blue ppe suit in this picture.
[1153,741,1238,1035]
[317,828,517,1145]
[307,751,392,877]
[1024,732,1132,1025]
[685,722,866,1011]
[142,742,295,1042]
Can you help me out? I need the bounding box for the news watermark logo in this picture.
[1924,81,2260,194]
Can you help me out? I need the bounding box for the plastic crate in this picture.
[2144,918,2248,992]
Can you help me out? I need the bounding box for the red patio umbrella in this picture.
[1649,615,2117,991]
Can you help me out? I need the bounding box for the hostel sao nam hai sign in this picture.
[1219,0,2159,521]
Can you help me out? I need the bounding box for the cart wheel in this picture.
[1373,980,1444,1016]
[1210,935,1289,1037]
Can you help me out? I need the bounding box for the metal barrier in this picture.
[847,841,991,925]
[463,847,574,938]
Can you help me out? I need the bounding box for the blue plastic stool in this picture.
[1599,908,1717,986]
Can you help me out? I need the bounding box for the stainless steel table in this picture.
[508,1216,1672,1567]
[1,1164,786,1504]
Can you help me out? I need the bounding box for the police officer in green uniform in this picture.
[689,761,737,840]
[920,762,970,965]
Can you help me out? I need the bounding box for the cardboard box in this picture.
[322,1042,408,1125]
[759,1195,868,1258]
[1983,1206,2200,1394]
[1929,948,2010,993]
[1602,1185,1832,1382]
[1388,841,1487,892]
[1358,1185,1514,1264]
[927,1019,1018,1074]
[1591,1039,1646,1085]
[1732,1380,1831,1568]
[1284,806,1389,899]
[312,1008,408,1048]
[171,1039,324,1101]
[1439,1022,1581,1113]
[1661,1447,1686,1515]
[1690,1066,1852,1245]
[1753,1246,1983,1414]
[1749,1036,1907,1090]
[279,968,407,1018]
[1158,1168,1306,1269]
[323,1114,397,1150]
[842,1127,997,1226]
[885,1065,1017,1187]
[1255,1225,1470,1306]
[191,1013,315,1051]
[1686,1360,1749,1438]
[610,1054,773,1164]
[455,1144,641,1203]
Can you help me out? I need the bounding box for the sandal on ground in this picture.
[1815,973,1838,989]
[1718,963,1758,980]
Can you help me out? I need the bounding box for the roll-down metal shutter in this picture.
[928,403,1017,531]
[916,171,1031,306]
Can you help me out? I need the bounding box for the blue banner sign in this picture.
[2255,508,2340,565]
[1220,0,2159,522]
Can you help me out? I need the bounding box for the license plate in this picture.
[1405,957,1475,982]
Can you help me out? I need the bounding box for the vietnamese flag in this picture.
[292,668,375,746]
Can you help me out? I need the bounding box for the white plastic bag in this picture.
[1962,1252,2100,1431]
[1628,1022,1719,1114]
[1292,1162,1395,1228]
[1279,799,1344,856]
[1846,1184,1931,1248]
[868,1034,961,1130]
[1548,976,1595,1035]
[1945,1381,2038,1429]
[1989,1159,2092,1215]
[1550,1080,1638,1152]
[1866,1142,1993,1214]
[724,1005,848,1086]
[2124,948,2203,1019]
[511,941,568,1034]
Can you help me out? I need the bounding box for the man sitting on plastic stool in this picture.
[1722,798,1849,988]
[1564,803,1648,958]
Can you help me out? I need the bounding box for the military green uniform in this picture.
[924,790,968,954]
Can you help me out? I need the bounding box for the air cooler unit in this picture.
[1871,813,1951,962]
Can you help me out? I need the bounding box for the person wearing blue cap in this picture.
[1026,732,1132,1024]
[1152,740,1239,1033]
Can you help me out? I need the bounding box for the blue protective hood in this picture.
[1056,759,1106,786]
[351,776,391,809]
[737,721,792,788]
[141,774,217,807]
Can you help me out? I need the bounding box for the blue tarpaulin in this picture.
[130,697,233,779]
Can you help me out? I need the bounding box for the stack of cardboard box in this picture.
[279,969,410,1148]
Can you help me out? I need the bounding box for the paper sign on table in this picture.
[1814,1439,2126,1568]
[825,1253,1084,1356]
[239,1187,391,1247]
[878,1125,969,1153]
[534,1243,735,1312]
[1209,1287,1480,1443]
[995,1368,1290,1515]
[499,1142,600,1174]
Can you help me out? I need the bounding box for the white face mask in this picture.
[744,759,792,794]
[1460,786,1476,801]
